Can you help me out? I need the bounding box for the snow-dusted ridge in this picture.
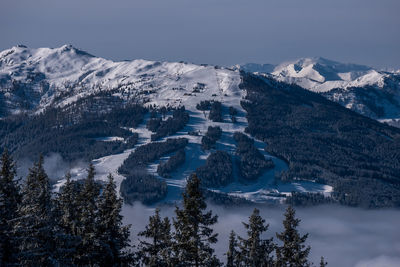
[2,45,399,120]
[0,45,242,114]
[241,57,391,92]
[240,57,400,120]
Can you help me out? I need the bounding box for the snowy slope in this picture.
[241,57,388,92]
[53,96,332,204]
[7,45,332,203]
[240,57,400,120]
[2,45,399,120]
[271,57,382,92]
[0,45,240,115]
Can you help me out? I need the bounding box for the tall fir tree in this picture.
[54,172,82,265]
[173,174,221,267]
[13,155,58,266]
[276,206,311,267]
[97,173,132,266]
[57,173,79,236]
[0,190,6,265]
[138,208,173,266]
[237,208,275,267]
[0,149,20,266]
[225,230,239,267]
[75,163,102,266]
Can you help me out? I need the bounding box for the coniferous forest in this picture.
[0,150,326,267]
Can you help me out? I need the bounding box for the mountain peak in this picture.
[60,44,73,49]
[56,44,94,57]
[240,57,385,92]
[277,57,372,72]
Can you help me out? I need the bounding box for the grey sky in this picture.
[1,0,399,69]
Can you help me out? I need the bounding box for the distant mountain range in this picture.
[1,45,399,208]
[1,45,399,122]
[240,57,400,121]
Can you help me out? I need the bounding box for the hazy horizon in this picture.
[1,0,399,69]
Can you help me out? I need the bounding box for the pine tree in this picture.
[13,155,58,266]
[0,191,6,265]
[0,149,20,266]
[57,173,79,235]
[225,230,239,267]
[237,208,275,267]
[319,256,327,267]
[173,174,221,267]
[138,208,173,266]
[276,206,311,267]
[54,172,81,265]
[75,163,101,266]
[97,173,132,266]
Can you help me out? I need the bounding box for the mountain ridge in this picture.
[0,45,241,117]
[1,45,400,207]
[1,45,400,121]
[240,58,400,120]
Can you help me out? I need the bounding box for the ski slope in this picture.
[2,45,333,203]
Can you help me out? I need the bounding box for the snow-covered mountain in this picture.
[0,45,335,204]
[240,57,400,119]
[1,45,400,207]
[2,45,399,120]
[0,44,240,116]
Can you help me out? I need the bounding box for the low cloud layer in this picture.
[123,203,400,267]
[15,154,400,266]
[355,255,400,267]
[17,153,87,183]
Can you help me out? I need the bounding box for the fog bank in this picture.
[17,153,87,183]
[123,203,400,267]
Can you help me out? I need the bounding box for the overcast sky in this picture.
[1,0,399,69]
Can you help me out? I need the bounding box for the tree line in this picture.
[233,132,274,182]
[148,107,190,141]
[0,150,326,266]
[0,101,146,162]
[118,138,188,204]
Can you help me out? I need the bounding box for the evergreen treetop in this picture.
[276,206,311,267]
[75,163,102,266]
[138,208,173,266]
[57,172,79,235]
[237,208,275,267]
[0,149,20,265]
[173,174,220,267]
[225,230,239,267]
[97,173,132,266]
[13,155,58,266]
